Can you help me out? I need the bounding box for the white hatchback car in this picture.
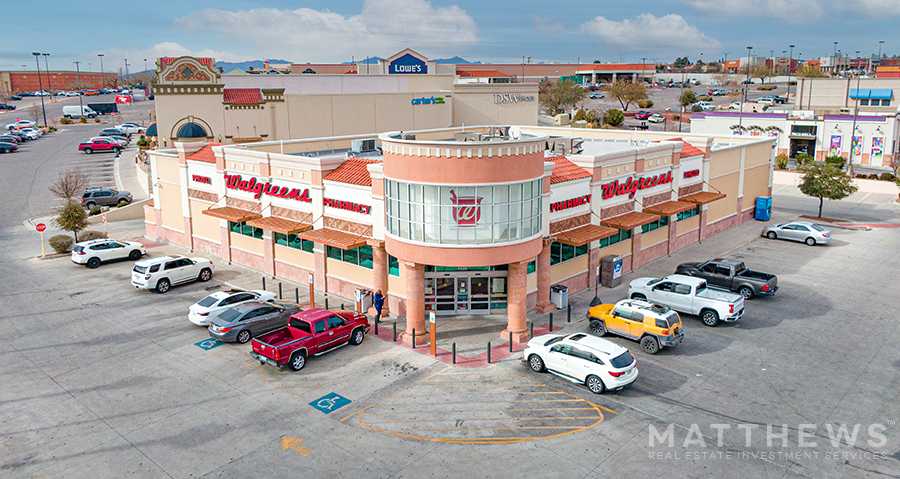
[523,333,638,394]
[188,289,277,326]
[71,238,146,268]
[131,255,213,293]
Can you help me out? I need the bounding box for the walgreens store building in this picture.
[145,126,774,343]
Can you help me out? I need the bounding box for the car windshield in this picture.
[610,351,635,369]
[73,245,84,253]
[647,278,662,286]
[543,336,565,347]
[810,224,826,232]
[133,265,147,274]
[197,296,219,307]
[217,309,242,323]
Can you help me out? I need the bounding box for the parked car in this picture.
[647,113,666,123]
[80,187,132,208]
[741,79,755,84]
[0,103,16,111]
[0,140,17,153]
[188,289,278,326]
[250,308,370,371]
[71,238,146,269]
[695,101,715,111]
[589,92,605,100]
[83,90,100,96]
[209,301,303,344]
[708,89,726,96]
[6,120,36,130]
[772,96,787,104]
[0,134,21,144]
[63,105,99,119]
[131,255,214,293]
[116,123,146,135]
[523,332,638,394]
[6,130,27,142]
[99,127,131,139]
[675,258,778,299]
[587,299,683,354]
[79,137,124,154]
[761,221,831,246]
[17,129,40,140]
[627,274,744,327]
[756,98,775,105]
[8,94,22,100]
[633,110,652,120]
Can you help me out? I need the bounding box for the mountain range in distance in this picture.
[216,56,479,72]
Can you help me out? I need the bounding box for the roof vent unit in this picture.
[455,132,482,142]
[351,139,377,153]
[489,126,511,138]
[547,137,584,155]
[399,133,417,140]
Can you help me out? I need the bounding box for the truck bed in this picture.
[737,269,775,282]
[257,327,309,348]
[696,286,741,303]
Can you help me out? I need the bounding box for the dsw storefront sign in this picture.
[494,94,535,104]
[601,172,673,199]
[224,174,311,202]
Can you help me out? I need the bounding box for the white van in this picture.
[63,105,99,119]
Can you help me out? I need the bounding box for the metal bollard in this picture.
[325,298,329,310]
[412,328,416,349]
[279,282,283,300]
[509,331,513,352]
[295,287,299,303]
[549,312,554,332]
[567,304,571,323]
[452,342,456,364]
[262,277,266,290]
[530,322,534,338]
[487,342,491,364]
[374,319,378,335]
[393,322,397,342]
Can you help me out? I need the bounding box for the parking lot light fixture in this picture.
[32,52,48,128]
[74,61,84,114]
[787,45,794,101]
[98,53,105,88]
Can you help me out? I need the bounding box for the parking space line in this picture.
[339,411,360,422]
[389,390,567,398]
[361,407,597,416]
[363,416,602,424]
[375,399,585,407]
[393,425,586,432]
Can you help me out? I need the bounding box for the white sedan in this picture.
[116,123,146,135]
[188,289,277,326]
[648,113,666,123]
[523,333,638,394]
[6,120,36,130]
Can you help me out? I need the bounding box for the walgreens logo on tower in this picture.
[601,172,673,199]
[449,189,482,226]
[224,174,311,202]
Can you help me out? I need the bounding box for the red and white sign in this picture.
[102,213,107,223]
[551,194,591,213]
[601,171,674,199]
[323,198,370,214]
[192,174,212,184]
[115,95,132,104]
[224,174,311,202]
[35,223,46,232]
[683,169,700,179]
[449,189,482,226]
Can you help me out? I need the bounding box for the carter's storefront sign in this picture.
[551,194,591,212]
[494,94,536,104]
[224,174,311,202]
[411,96,445,105]
[390,54,427,74]
[601,172,673,199]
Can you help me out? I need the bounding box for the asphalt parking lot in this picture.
[2,180,899,477]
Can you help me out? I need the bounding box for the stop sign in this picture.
[36,223,46,232]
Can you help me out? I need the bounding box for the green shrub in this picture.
[49,235,74,253]
[603,109,624,127]
[795,153,814,167]
[869,174,879,180]
[672,113,680,121]
[757,85,777,91]
[93,118,101,123]
[775,154,789,169]
[79,117,87,124]
[697,95,713,102]
[60,117,73,125]
[856,174,868,179]
[824,156,845,170]
[89,205,101,216]
[79,230,108,241]
[48,126,57,132]
[879,173,896,182]
[691,104,703,113]
[788,81,797,86]
[637,100,654,108]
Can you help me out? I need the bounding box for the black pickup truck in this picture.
[674,258,777,300]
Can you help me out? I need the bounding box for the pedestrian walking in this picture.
[373,289,384,323]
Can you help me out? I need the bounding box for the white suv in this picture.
[523,333,638,394]
[188,289,277,326]
[71,239,146,268]
[131,255,213,293]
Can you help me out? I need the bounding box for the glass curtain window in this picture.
[326,245,374,270]
[597,229,632,248]
[550,243,589,266]
[641,216,670,234]
[274,233,314,252]
[228,221,262,239]
[676,206,700,221]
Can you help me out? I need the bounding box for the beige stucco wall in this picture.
[274,244,315,270]
[709,146,742,178]
[230,233,264,255]
[550,255,588,283]
[158,187,183,232]
[597,239,632,258]
[676,216,700,235]
[641,226,669,248]
[742,164,771,205]
[326,259,373,289]
[708,173,740,221]
[189,200,221,242]
[157,93,223,141]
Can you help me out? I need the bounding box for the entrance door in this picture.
[469,276,490,313]
[433,277,456,312]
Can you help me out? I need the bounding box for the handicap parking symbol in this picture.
[309,393,351,414]
[194,338,225,350]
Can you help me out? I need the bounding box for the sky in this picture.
[3,0,898,73]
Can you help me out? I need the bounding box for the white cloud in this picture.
[170,0,479,62]
[532,17,566,34]
[83,42,253,73]
[682,0,900,23]
[833,0,900,18]
[580,14,721,57]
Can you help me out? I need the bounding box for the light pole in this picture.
[32,53,48,127]
[849,51,862,178]
[124,59,130,86]
[739,47,752,130]
[641,57,647,84]
[74,61,84,114]
[42,53,51,97]
[787,45,794,102]
[679,65,686,132]
[722,52,730,73]
[833,42,838,74]
[98,53,105,88]
[876,40,884,72]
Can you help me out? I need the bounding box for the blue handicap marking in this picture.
[194,338,225,350]
[309,393,351,414]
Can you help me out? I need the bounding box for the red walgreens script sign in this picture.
[449,189,482,226]
[224,174,311,202]
[601,171,673,199]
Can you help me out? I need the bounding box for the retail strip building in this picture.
[145,127,774,343]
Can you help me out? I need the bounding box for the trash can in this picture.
[754,196,772,221]
[355,289,373,312]
[600,255,624,288]
[550,285,569,309]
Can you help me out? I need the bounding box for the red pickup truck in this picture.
[250,308,370,371]
[79,137,125,154]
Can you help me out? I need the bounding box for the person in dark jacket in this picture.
[373,289,385,323]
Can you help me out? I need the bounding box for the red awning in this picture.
[680,191,727,205]
[245,216,312,235]
[296,228,370,250]
[554,224,618,246]
[202,206,261,222]
[643,200,698,216]
[601,211,661,230]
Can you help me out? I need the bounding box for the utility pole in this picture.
[679,66,685,132]
[739,46,752,130]
[787,45,795,102]
[98,53,105,88]
[849,51,862,179]
[833,42,838,75]
[877,40,884,72]
[32,53,48,127]
[42,53,51,100]
[74,61,84,114]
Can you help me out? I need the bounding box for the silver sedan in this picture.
[208,301,302,343]
[761,221,831,246]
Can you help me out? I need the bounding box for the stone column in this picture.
[313,244,327,293]
[220,222,232,263]
[535,238,554,313]
[262,230,275,276]
[668,216,678,254]
[503,260,531,343]
[699,208,709,240]
[631,229,643,269]
[400,261,426,345]
[371,241,389,317]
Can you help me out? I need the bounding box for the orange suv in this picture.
[586,299,683,354]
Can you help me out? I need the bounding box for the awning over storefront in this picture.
[296,228,370,250]
[643,200,698,216]
[680,191,727,205]
[202,206,261,222]
[601,211,660,230]
[849,89,893,100]
[245,216,312,235]
[554,224,618,246]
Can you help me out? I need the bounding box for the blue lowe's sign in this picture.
[390,54,427,74]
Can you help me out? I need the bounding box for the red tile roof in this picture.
[186,143,232,163]
[457,70,510,78]
[577,63,656,71]
[664,138,706,159]
[223,88,263,105]
[546,155,591,184]
[159,57,213,69]
[324,158,382,187]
